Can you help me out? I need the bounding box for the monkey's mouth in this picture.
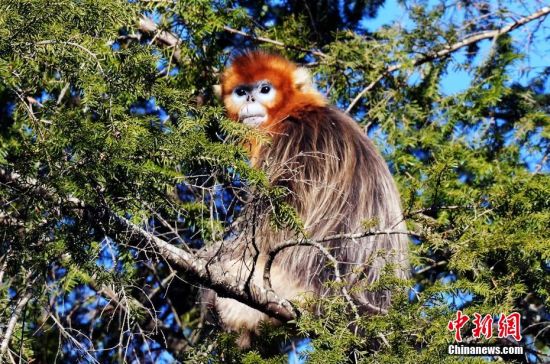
[240,115,267,127]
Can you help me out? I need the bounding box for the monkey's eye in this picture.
[235,88,247,97]
[260,85,271,94]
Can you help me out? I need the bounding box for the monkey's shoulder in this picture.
[273,105,386,169]
[279,105,375,151]
[285,105,364,135]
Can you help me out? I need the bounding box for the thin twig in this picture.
[263,229,415,289]
[35,40,105,75]
[222,26,327,58]
[346,6,550,113]
[262,229,415,314]
[414,260,447,275]
[56,82,70,105]
[138,16,183,64]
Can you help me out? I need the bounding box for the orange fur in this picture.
[221,52,326,158]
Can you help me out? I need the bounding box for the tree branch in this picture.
[138,16,184,64]
[35,40,105,76]
[110,215,297,321]
[137,15,328,64]
[0,168,297,323]
[263,229,414,291]
[263,229,415,315]
[1,167,414,325]
[222,26,327,59]
[346,6,550,113]
[263,238,363,317]
[414,260,447,275]
[91,281,192,354]
[0,290,32,360]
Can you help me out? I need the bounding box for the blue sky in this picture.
[362,0,550,95]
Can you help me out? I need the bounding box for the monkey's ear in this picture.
[213,84,222,99]
[293,67,315,93]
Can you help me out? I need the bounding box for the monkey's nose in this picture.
[247,95,255,102]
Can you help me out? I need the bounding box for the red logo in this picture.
[472,313,493,339]
[447,310,469,342]
[448,312,522,342]
[498,312,522,341]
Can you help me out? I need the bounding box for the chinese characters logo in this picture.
[447,311,522,342]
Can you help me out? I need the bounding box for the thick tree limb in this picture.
[110,214,297,322]
[1,166,415,324]
[346,6,550,113]
[0,291,32,360]
[0,168,297,323]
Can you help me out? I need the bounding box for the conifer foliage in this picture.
[0,1,548,362]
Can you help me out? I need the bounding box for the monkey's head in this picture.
[220,52,325,128]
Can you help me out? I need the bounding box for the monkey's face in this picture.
[221,52,326,129]
[230,80,276,127]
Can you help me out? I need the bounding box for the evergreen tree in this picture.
[0,0,548,362]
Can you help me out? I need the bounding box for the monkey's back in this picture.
[255,106,409,310]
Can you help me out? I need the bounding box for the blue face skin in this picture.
[231,80,276,127]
